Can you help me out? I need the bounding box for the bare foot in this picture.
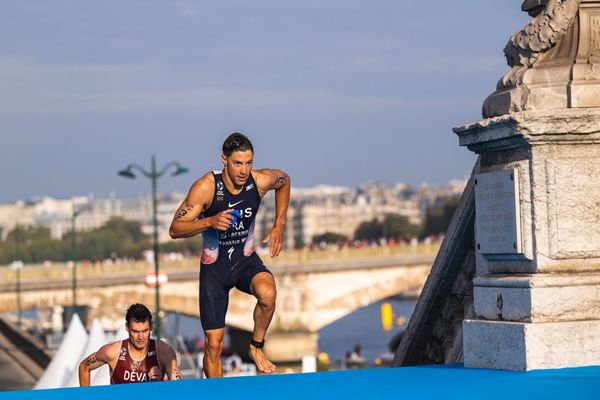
[249,345,276,374]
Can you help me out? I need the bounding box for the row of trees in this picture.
[311,214,421,245]
[0,217,202,265]
[311,196,460,245]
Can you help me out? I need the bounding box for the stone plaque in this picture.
[475,169,522,255]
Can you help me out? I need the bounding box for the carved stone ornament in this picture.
[482,0,600,118]
[504,0,581,68]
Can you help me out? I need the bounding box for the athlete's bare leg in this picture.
[203,328,225,378]
[249,272,277,374]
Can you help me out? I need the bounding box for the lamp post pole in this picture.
[15,262,22,327]
[71,204,89,308]
[13,227,22,327]
[118,155,188,339]
[150,155,161,340]
[71,213,77,308]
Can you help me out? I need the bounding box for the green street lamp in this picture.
[12,226,23,327]
[12,261,23,327]
[70,202,91,308]
[118,154,188,339]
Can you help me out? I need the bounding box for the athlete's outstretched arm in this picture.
[158,341,183,381]
[169,173,234,238]
[255,169,291,257]
[78,343,117,386]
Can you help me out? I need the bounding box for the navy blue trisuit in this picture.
[199,171,272,330]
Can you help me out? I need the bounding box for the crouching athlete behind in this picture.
[79,303,182,385]
[169,132,291,377]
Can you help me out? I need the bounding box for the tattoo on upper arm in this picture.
[86,356,97,367]
[175,204,194,219]
[275,175,287,187]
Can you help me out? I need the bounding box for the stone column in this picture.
[454,0,600,371]
[456,110,600,371]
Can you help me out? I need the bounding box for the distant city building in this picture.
[0,193,186,244]
[0,179,466,249]
[254,180,466,248]
[0,201,36,240]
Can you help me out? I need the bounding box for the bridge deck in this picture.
[1,365,598,399]
[0,254,436,292]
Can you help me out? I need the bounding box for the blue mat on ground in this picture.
[2,365,599,400]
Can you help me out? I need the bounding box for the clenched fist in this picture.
[148,366,163,381]
[211,208,235,231]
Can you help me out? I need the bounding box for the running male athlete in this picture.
[169,132,290,377]
[79,304,182,385]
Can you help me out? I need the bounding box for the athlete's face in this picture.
[222,150,253,187]
[126,320,152,351]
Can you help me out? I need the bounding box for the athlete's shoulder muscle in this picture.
[96,341,121,363]
[156,340,176,363]
[156,340,182,380]
[190,172,215,201]
[176,172,215,220]
[253,169,290,196]
[82,340,119,372]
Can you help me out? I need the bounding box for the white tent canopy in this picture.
[34,313,88,389]
[63,318,111,387]
[112,318,128,342]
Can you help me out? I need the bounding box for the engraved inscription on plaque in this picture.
[475,169,522,255]
[590,15,600,52]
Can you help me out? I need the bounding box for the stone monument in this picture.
[455,0,600,370]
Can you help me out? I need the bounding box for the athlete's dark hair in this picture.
[125,303,153,325]
[222,132,254,157]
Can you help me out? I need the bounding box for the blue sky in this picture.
[0,1,529,203]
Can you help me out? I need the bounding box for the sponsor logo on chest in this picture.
[216,180,225,198]
[119,347,127,361]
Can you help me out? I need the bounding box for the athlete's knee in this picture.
[257,284,277,309]
[205,335,224,358]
